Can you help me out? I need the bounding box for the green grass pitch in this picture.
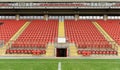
[0,59,120,70]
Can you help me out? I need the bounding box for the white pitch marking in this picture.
[58,62,61,70]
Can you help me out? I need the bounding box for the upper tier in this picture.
[97,20,120,45]
[12,20,58,48]
[65,20,111,48]
[0,0,119,2]
[0,20,26,43]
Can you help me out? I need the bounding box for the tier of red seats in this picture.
[11,41,46,48]
[0,20,26,43]
[6,49,46,55]
[97,20,120,45]
[77,50,117,56]
[36,3,87,7]
[65,20,111,49]
[12,20,58,48]
[77,42,112,48]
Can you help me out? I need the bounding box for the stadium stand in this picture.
[65,20,117,56]
[0,20,26,44]
[97,20,120,45]
[0,1,119,57]
[6,20,58,55]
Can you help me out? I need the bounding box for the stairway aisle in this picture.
[58,22,65,37]
[69,43,78,56]
[10,21,31,41]
[45,43,55,57]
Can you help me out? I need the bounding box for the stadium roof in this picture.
[0,0,120,2]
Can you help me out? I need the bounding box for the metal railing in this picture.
[0,40,4,47]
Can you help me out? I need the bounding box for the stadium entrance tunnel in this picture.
[56,48,67,57]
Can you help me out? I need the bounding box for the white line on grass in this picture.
[58,62,61,70]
